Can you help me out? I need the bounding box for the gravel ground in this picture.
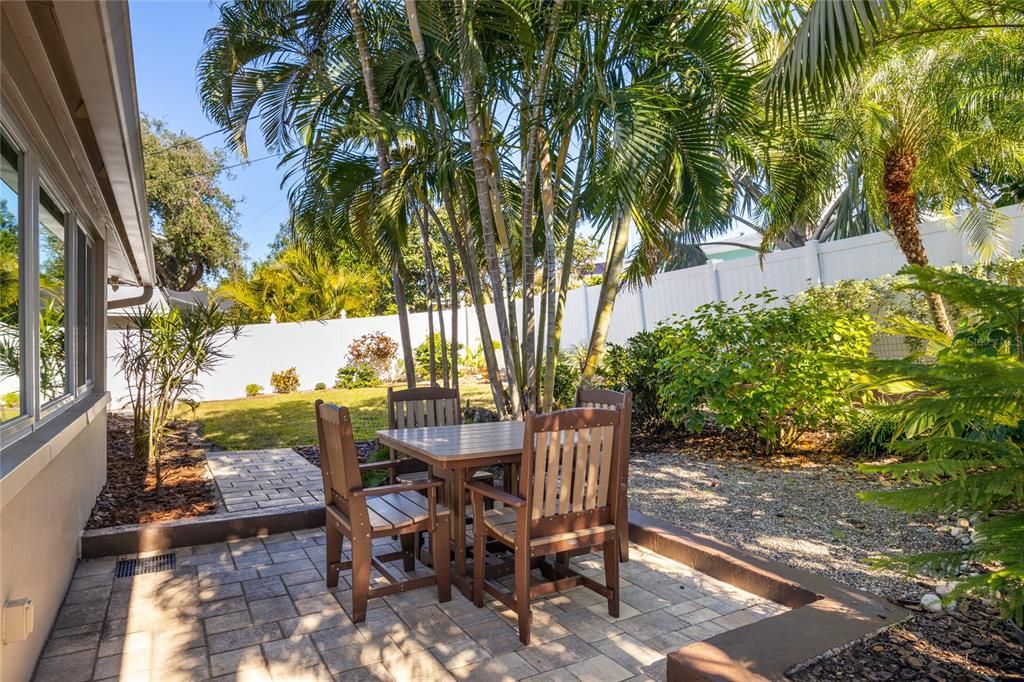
[628,448,959,600]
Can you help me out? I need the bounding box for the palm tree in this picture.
[197,0,417,385]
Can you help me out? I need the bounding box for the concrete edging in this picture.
[80,504,325,558]
[627,510,909,681]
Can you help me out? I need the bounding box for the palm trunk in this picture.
[537,136,558,410]
[455,0,520,414]
[542,133,587,409]
[581,207,630,386]
[349,0,416,385]
[519,0,565,413]
[883,150,953,336]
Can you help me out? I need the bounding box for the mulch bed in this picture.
[792,601,1024,681]
[294,440,381,469]
[86,413,219,528]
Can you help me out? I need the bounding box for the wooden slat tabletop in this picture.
[377,421,525,468]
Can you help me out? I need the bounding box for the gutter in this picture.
[107,285,153,310]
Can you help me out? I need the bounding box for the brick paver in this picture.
[36,531,788,681]
[206,449,324,512]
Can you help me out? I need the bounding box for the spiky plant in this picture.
[859,265,1024,624]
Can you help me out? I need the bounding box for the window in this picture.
[76,226,94,388]
[0,133,22,424]
[0,121,102,449]
[38,188,69,404]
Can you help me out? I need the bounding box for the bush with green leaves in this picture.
[270,367,300,394]
[347,332,397,382]
[837,408,903,457]
[334,363,378,389]
[245,383,263,398]
[552,350,582,409]
[415,333,462,380]
[598,329,672,432]
[314,382,327,391]
[857,265,1024,625]
[657,290,875,454]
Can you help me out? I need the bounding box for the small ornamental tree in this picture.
[116,302,241,488]
[858,266,1024,625]
[347,332,398,382]
[270,367,300,394]
[657,290,875,453]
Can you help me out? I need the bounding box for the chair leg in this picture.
[400,533,416,572]
[603,536,620,619]
[350,536,372,623]
[472,519,486,608]
[432,521,451,603]
[515,545,532,645]
[618,487,630,562]
[326,524,343,589]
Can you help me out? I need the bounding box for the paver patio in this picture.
[36,529,787,681]
[206,449,323,513]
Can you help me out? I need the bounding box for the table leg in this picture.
[451,467,469,579]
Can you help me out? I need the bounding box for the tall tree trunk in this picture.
[416,200,448,386]
[455,0,520,414]
[883,150,953,336]
[519,0,565,413]
[537,136,558,410]
[349,0,416,385]
[581,207,631,386]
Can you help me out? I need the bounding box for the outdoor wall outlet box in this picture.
[2,598,34,644]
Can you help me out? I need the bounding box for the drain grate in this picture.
[115,553,176,578]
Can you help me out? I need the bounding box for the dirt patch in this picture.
[293,440,381,469]
[792,601,1024,681]
[86,413,219,528]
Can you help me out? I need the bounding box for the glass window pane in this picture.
[85,239,94,383]
[39,188,68,403]
[0,133,22,423]
[76,228,87,387]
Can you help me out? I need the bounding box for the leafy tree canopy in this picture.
[142,116,245,291]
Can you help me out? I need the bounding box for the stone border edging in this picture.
[627,511,910,681]
[80,504,325,558]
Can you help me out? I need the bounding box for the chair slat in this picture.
[568,427,590,513]
[543,432,562,517]
[593,425,615,509]
[585,426,606,510]
[531,431,549,519]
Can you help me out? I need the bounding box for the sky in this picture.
[130,0,290,264]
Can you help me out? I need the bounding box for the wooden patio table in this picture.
[376,421,525,597]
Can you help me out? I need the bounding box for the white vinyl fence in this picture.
[106,205,1024,404]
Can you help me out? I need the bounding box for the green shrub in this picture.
[598,329,672,432]
[857,265,1024,625]
[314,382,327,391]
[415,333,463,379]
[552,350,583,409]
[334,363,378,389]
[2,391,17,408]
[658,290,875,454]
[270,367,300,394]
[838,409,902,457]
[245,383,263,398]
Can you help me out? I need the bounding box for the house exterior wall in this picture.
[1,2,150,678]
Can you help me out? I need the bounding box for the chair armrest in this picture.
[351,477,444,498]
[466,480,526,508]
[358,459,403,472]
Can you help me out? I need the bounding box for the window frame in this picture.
[0,112,104,450]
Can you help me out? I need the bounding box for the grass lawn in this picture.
[189,383,496,450]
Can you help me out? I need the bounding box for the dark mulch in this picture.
[792,601,1024,681]
[633,426,844,467]
[294,440,381,469]
[86,414,219,528]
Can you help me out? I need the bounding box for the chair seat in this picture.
[482,506,615,549]
[365,491,449,533]
[397,469,495,485]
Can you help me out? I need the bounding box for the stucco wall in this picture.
[0,408,107,681]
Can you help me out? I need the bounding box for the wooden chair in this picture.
[468,408,623,644]
[576,388,633,562]
[315,399,451,623]
[387,386,496,490]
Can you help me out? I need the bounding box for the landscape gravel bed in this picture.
[628,448,959,600]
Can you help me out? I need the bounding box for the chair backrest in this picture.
[577,387,632,459]
[315,400,364,521]
[519,408,622,536]
[388,386,462,429]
